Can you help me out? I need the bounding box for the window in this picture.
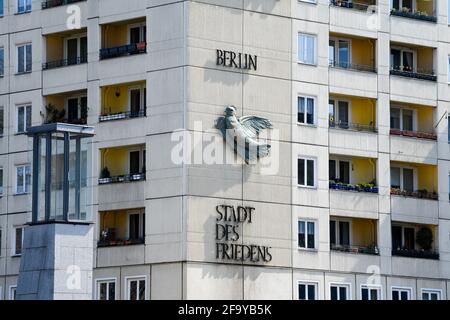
[65,35,87,65]
[129,86,146,116]
[391,47,415,72]
[330,219,350,247]
[17,104,31,133]
[329,99,350,128]
[330,283,350,300]
[17,43,32,73]
[67,96,87,123]
[128,210,145,241]
[329,159,350,184]
[392,287,411,300]
[16,164,31,194]
[298,157,315,187]
[0,0,3,17]
[0,107,4,136]
[361,285,381,300]
[329,37,351,68]
[390,107,414,131]
[0,47,4,76]
[0,167,3,195]
[0,229,2,257]
[448,56,450,83]
[298,220,316,249]
[297,96,315,125]
[129,23,146,44]
[392,0,414,11]
[96,279,116,300]
[422,289,441,300]
[17,0,31,13]
[298,282,318,300]
[390,166,415,192]
[392,225,416,251]
[126,277,146,300]
[298,33,316,65]
[12,227,24,256]
[448,174,450,201]
[9,286,17,300]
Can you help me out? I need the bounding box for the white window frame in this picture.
[329,282,351,300]
[65,95,87,121]
[329,98,352,126]
[9,285,17,300]
[297,156,317,188]
[390,106,417,131]
[127,147,146,175]
[390,165,418,191]
[17,0,31,14]
[421,288,442,300]
[298,33,317,65]
[297,95,316,126]
[126,208,145,240]
[390,46,417,72]
[329,217,353,247]
[16,43,32,74]
[127,23,146,44]
[360,284,382,300]
[391,0,417,11]
[95,278,117,300]
[329,158,352,184]
[391,286,412,300]
[297,281,319,300]
[16,104,32,133]
[63,33,87,61]
[15,164,31,195]
[125,275,147,300]
[329,37,352,66]
[128,85,146,113]
[11,226,24,256]
[297,219,317,250]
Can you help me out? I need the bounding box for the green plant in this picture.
[101,167,111,179]
[45,103,65,123]
[416,227,433,251]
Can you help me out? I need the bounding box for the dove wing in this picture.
[238,116,273,138]
[215,117,227,137]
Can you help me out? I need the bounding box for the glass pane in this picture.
[392,226,402,250]
[129,151,140,175]
[338,101,349,127]
[307,285,315,300]
[298,159,305,186]
[306,36,315,64]
[330,220,336,245]
[403,0,413,10]
[329,40,335,65]
[298,284,306,300]
[15,228,22,255]
[339,287,347,300]
[297,97,305,123]
[390,167,401,189]
[329,160,336,181]
[109,282,115,301]
[80,37,88,61]
[130,27,141,44]
[390,108,401,129]
[26,44,32,72]
[130,89,141,115]
[404,227,415,250]
[18,107,24,133]
[400,291,409,300]
[306,98,314,124]
[99,283,107,300]
[307,160,314,187]
[129,214,140,240]
[18,46,24,73]
[298,221,305,248]
[402,109,413,131]
[17,166,24,194]
[403,168,414,192]
[68,98,79,122]
[329,100,335,126]
[129,281,137,300]
[338,40,350,68]
[403,51,413,72]
[392,0,400,10]
[0,49,4,76]
[26,106,31,131]
[50,133,65,221]
[67,38,78,64]
[307,222,315,249]
[370,289,378,300]
[339,221,350,246]
[339,161,350,184]
[361,288,369,300]
[392,290,399,300]
[330,286,338,300]
[138,280,145,300]
[391,49,401,70]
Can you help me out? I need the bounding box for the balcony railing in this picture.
[329,120,377,132]
[329,60,377,73]
[42,0,85,9]
[100,42,147,60]
[392,248,439,260]
[42,56,87,70]
[390,68,437,82]
[330,0,377,12]
[331,244,379,255]
[390,129,437,140]
[98,173,146,185]
[330,181,379,193]
[98,237,144,248]
[99,110,146,122]
[391,188,438,200]
[390,8,437,23]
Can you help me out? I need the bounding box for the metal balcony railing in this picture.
[390,67,437,81]
[392,248,439,260]
[42,56,87,70]
[330,0,377,12]
[390,129,437,140]
[331,244,380,255]
[99,42,147,60]
[98,173,146,185]
[98,237,144,248]
[99,110,146,122]
[391,188,438,200]
[390,8,437,23]
[329,120,377,132]
[329,60,377,73]
[42,0,85,9]
[329,182,379,193]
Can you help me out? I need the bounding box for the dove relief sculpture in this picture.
[216,106,273,163]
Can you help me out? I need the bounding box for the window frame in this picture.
[297,156,317,188]
[390,165,417,191]
[0,47,4,77]
[329,98,352,127]
[16,43,32,74]
[126,208,145,241]
[16,104,32,134]
[0,167,3,196]
[9,285,17,300]
[297,281,319,300]
[95,278,117,300]
[360,284,382,300]
[11,226,24,256]
[297,33,317,65]
[297,95,316,126]
[391,286,412,300]
[17,0,32,14]
[390,106,417,131]
[329,282,351,300]
[329,158,352,184]
[329,218,353,247]
[329,37,352,67]
[63,33,88,62]
[128,85,146,114]
[390,46,417,72]
[297,219,317,250]
[125,275,147,300]
[15,164,31,195]
[127,22,147,44]
[421,288,442,300]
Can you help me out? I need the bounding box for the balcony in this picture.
[390,129,436,141]
[98,173,146,185]
[390,68,436,82]
[43,56,87,71]
[390,0,436,23]
[330,0,376,11]
[99,81,147,123]
[42,0,85,10]
[391,223,439,260]
[43,91,88,125]
[329,61,376,73]
[100,42,146,60]
[330,217,379,255]
[98,209,145,247]
[390,44,436,82]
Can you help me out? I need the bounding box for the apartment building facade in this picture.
[0,0,450,300]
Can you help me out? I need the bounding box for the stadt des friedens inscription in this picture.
[215,204,272,263]
[216,49,258,71]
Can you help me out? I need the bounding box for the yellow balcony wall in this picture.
[352,158,377,184]
[391,161,437,192]
[416,0,434,15]
[352,218,377,247]
[331,95,377,127]
[46,35,64,62]
[100,147,129,176]
[417,47,434,73]
[100,210,128,240]
[101,18,145,48]
[101,81,145,115]
[351,37,375,68]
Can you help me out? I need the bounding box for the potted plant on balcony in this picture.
[45,103,66,124]
[416,226,433,251]
[329,180,338,190]
[100,167,111,184]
